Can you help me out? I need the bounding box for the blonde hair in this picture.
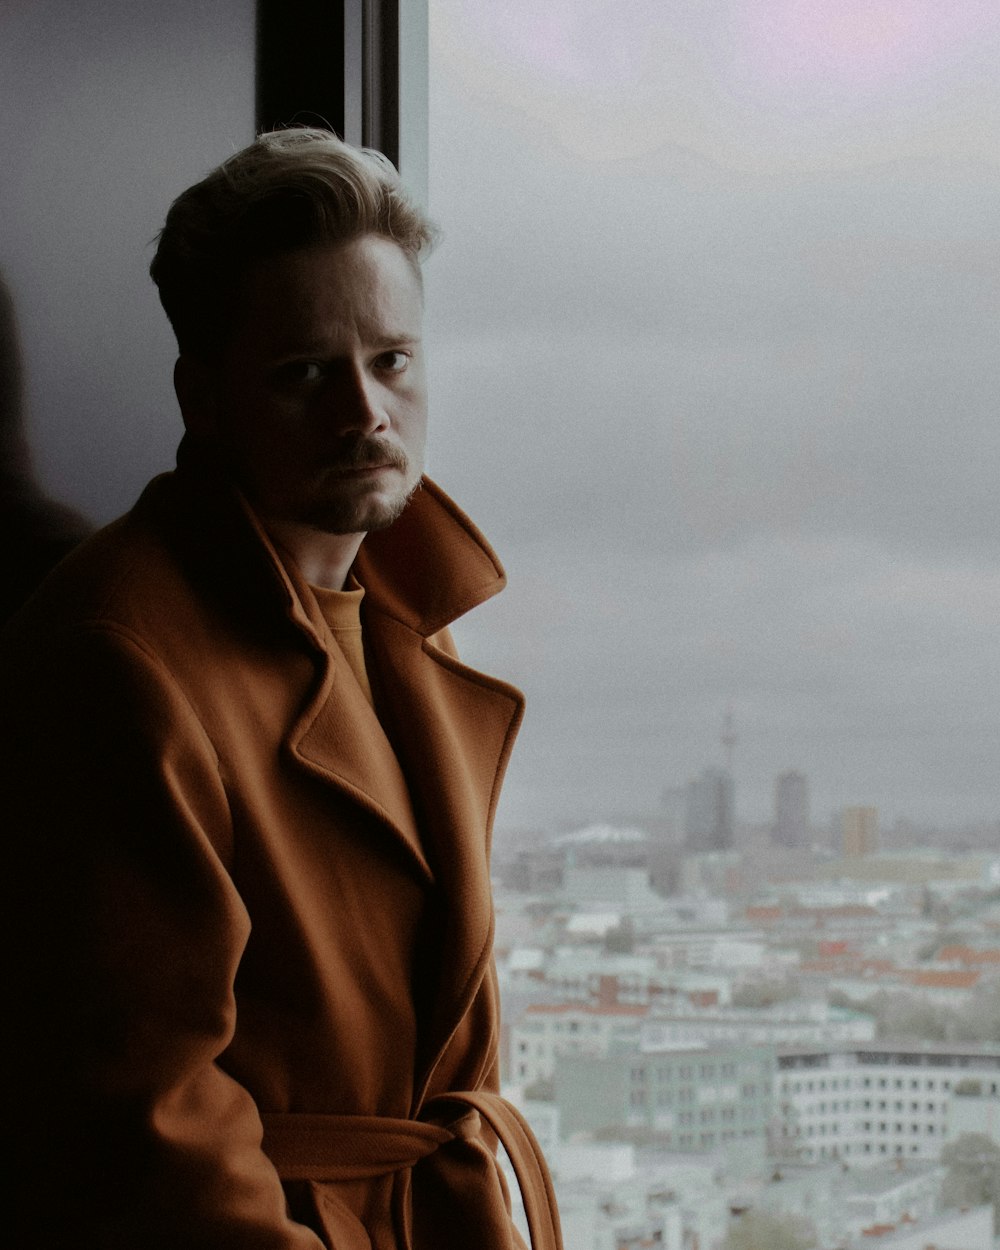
[150,128,437,360]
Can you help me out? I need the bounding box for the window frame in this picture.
[255,0,427,201]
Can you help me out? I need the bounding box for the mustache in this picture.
[326,438,408,473]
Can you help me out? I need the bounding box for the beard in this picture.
[294,436,422,535]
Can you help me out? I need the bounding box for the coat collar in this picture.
[171,434,509,641]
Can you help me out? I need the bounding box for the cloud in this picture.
[425,42,1000,834]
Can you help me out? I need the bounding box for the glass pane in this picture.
[426,1,1000,845]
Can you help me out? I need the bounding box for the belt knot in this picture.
[260,1091,562,1250]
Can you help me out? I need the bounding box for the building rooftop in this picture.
[522,1002,649,1018]
[776,1039,1000,1060]
[843,1161,942,1196]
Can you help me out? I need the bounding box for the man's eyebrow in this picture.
[369,332,423,349]
[267,331,422,358]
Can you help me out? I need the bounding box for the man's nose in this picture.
[330,364,389,435]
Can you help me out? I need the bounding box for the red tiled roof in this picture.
[937,945,1000,965]
[902,969,981,989]
[799,957,896,975]
[746,906,784,923]
[792,905,878,919]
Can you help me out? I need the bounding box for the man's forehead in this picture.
[234,238,424,348]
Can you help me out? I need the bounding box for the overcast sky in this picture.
[3,1,998,839]
[422,0,1000,835]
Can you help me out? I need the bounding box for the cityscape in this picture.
[491,715,1000,1249]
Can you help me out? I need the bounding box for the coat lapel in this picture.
[288,635,433,882]
[363,613,524,1086]
[353,481,526,1082]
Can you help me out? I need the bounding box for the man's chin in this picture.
[300,480,421,536]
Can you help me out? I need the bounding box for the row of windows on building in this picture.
[803,1142,931,1160]
[517,1019,638,1036]
[628,1063,757,1082]
[643,1129,761,1150]
[783,1121,944,1138]
[628,1096,759,1122]
[782,1099,941,1114]
[780,1075,980,1094]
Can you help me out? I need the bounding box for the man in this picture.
[0,129,561,1250]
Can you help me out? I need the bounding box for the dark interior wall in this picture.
[0,0,255,524]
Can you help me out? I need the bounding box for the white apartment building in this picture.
[775,1043,1000,1164]
[555,1044,775,1149]
[510,1003,648,1084]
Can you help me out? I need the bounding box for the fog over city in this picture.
[423,0,1000,834]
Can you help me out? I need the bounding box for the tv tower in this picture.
[721,707,737,772]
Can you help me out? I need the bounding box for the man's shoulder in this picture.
[1,472,228,657]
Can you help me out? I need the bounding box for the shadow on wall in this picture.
[0,270,92,624]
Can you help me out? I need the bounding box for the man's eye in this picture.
[376,351,409,374]
[276,361,324,385]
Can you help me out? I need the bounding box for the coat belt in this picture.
[260,1091,562,1250]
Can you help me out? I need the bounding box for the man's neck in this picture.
[263,519,366,591]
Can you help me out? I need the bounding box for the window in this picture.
[427,5,1000,839]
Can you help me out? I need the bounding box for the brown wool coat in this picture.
[0,452,561,1250]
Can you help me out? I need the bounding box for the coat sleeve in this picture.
[0,622,325,1250]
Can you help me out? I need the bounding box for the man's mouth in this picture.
[327,442,408,477]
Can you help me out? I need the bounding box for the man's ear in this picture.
[174,355,218,439]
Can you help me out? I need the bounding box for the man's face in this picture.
[199,234,427,538]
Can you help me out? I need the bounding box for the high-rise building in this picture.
[842,805,878,857]
[660,784,687,840]
[773,770,809,847]
[684,767,734,851]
